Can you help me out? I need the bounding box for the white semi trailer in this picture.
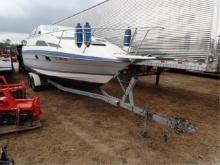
[54,0,220,73]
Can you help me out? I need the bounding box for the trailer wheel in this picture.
[28,75,39,91]
[208,56,214,63]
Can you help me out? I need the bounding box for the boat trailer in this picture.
[47,76,196,137]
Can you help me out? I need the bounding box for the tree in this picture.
[4,39,11,45]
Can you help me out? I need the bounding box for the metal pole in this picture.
[127,28,138,54]
[142,111,148,138]
[135,30,150,56]
[83,29,96,53]
[57,30,64,49]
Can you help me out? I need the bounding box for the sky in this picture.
[0,0,103,34]
[0,32,29,44]
[0,0,219,36]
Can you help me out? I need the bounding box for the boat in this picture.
[20,25,197,136]
[21,24,153,89]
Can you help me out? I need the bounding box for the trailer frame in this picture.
[44,76,196,137]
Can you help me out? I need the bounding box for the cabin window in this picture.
[36,40,48,46]
[45,56,51,61]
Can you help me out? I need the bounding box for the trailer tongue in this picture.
[47,76,196,137]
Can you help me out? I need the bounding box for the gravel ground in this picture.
[0,71,219,165]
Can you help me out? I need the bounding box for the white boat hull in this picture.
[22,50,129,84]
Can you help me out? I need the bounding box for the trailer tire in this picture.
[28,75,39,91]
[208,56,214,63]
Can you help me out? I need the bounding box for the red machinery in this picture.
[0,88,41,124]
[0,76,26,98]
[0,76,42,135]
[0,49,11,59]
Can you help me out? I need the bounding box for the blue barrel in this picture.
[84,22,92,46]
[124,28,132,46]
[75,23,83,47]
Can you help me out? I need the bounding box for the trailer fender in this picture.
[28,73,41,91]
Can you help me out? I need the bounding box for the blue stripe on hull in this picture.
[22,50,123,63]
[31,66,115,76]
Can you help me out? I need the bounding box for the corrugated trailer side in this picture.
[54,0,220,72]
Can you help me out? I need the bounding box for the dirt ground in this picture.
[0,71,219,165]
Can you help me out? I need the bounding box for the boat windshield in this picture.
[42,25,70,33]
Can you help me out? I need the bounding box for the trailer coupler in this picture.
[168,117,196,134]
[142,111,196,136]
